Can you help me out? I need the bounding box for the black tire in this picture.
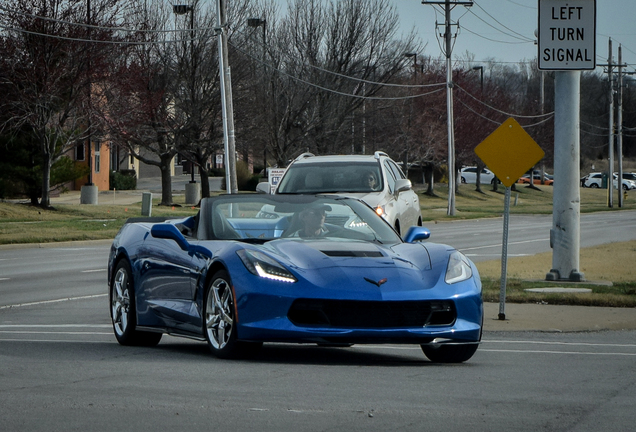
[203,270,262,359]
[421,343,479,363]
[110,260,162,347]
[623,184,628,191]
[461,177,466,184]
[590,183,599,188]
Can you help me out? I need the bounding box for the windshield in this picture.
[276,162,382,194]
[204,195,400,244]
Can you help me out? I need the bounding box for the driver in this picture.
[292,204,332,238]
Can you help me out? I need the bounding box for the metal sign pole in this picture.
[499,186,511,320]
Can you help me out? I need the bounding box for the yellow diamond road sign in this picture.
[475,118,545,188]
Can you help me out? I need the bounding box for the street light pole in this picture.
[472,65,483,92]
[216,0,238,194]
[247,18,266,169]
[173,4,196,183]
[404,53,417,178]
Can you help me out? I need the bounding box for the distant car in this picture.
[257,152,422,235]
[518,173,554,185]
[108,194,483,363]
[620,172,636,182]
[460,167,496,185]
[584,172,636,190]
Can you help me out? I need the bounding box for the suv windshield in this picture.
[276,162,382,194]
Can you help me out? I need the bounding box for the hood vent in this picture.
[321,250,383,258]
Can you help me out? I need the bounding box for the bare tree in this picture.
[0,0,120,208]
[96,0,181,206]
[244,0,419,166]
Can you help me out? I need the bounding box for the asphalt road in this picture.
[425,210,636,262]
[1,213,635,431]
[1,297,635,431]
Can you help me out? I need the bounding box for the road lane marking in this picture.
[81,269,107,273]
[0,331,111,335]
[484,340,636,348]
[459,237,549,251]
[479,349,636,356]
[0,324,111,328]
[0,293,107,310]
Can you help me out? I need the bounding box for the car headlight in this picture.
[445,251,473,284]
[237,249,297,283]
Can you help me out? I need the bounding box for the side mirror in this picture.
[256,182,271,194]
[150,223,213,258]
[403,226,431,243]
[150,223,189,251]
[395,179,412,194]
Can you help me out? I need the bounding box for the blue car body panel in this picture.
[108,195,483,346]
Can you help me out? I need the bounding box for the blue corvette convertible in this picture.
[108,194,483,363]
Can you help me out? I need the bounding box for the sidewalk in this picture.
[48,174,225,206]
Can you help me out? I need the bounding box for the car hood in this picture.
[315,192,384,208]
[256,239,451,295]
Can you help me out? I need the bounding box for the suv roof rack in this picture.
[374,151,388,160]
[293,152,315,162]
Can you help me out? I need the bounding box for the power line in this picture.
[229,41,447,100]
[455,84,554,119]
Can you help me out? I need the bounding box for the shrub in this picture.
[110,170,137,190]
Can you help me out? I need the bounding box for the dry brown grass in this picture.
[476,240,636,283]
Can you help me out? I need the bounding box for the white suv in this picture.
[584,172,636,190]
[258,152,422,235]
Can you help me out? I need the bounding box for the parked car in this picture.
[518,173,554,185]
[108,194,483,363]
[584,172,636,190]
[620,172,636,182]
[460,166,496,185]
[257,152,422,235]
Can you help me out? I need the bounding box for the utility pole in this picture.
[422,0,473,216]
[607,38,614,207]
[617,44,624,207]
[216,0,238,194]
[599,41,633,208]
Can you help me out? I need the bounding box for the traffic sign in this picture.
[538,0,596,70]
[475,118,545,187]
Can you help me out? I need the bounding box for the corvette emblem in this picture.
[364,277,387,287]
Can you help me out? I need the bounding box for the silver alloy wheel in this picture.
[205,277,234,349]
[111,267,130,337]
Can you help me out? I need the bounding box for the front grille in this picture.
[288,299,456,328]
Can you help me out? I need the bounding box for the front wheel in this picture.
[421,343,478,363]
[461,177,466,184]
[110,260,162,347]
[203,270,262,359]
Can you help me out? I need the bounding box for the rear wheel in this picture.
[203,270,262,359]
[590,183,599,188]
[110,260,162,347]
[421,343,478,363]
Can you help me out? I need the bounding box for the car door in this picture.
[136,233,199,332]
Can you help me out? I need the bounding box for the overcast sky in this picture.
[394,0,636,71]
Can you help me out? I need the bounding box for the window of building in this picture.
[75,143,85,161]
[94,142,100,173]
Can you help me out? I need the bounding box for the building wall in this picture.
[73,140,110,191]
